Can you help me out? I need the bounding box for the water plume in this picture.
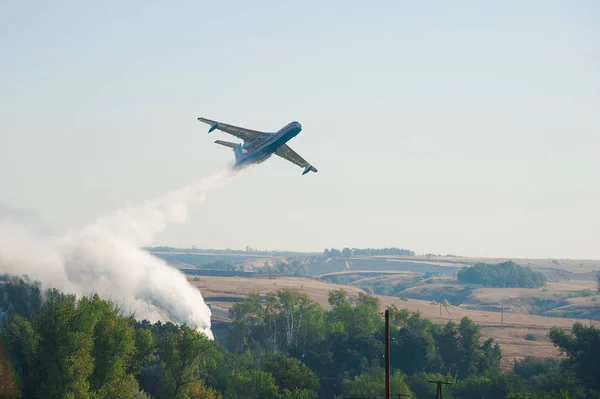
[0,167,244,339]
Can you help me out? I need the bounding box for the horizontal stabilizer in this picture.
[214,140,241,149]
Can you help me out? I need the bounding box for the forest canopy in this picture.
[457,261,548,288]
[0,274,598,398]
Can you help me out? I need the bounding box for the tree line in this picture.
[146,246,316,257]
[258,260,308,276]
[324,247,416,258]
[0,274,599,398]
[457,261,548,288]
[0,275,313,399]
[225,287,599,398]
[198,259,309,276]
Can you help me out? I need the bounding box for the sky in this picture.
[1,1,599,259]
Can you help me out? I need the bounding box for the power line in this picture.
[428,380,452,399]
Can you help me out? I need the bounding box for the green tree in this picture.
[228,292,265,351]
[340,366,412,398]
[187,381,222,399]
[513,356,561,381]
[457,261,547,288]
[3,279,561,399]
[129,327,156,376]
[6,293,147,399]
[296,292,384,397]
[83,296,140,398]
[408,371,455,399]
[387,304,411,326]
[133,388,152,399]
[392,312,443,375]
[264,353,319,396]
[512,356,581,398]
[457,317,490,376]
[157,325,212,399]
[229,290,325,355]
[14,294,96,399]
[327,290,350,308]
[451,371,525,399]
[222,369,280,399]
[328,249,341,257]
[506,390,573,399]
[548,323,600,393]
[0,340,20,399]
[435,320,462,373]
[279,389,316,399]
[0,275,43,321]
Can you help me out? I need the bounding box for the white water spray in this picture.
[0,168,243,339]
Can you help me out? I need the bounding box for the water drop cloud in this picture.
[0,168,243,339]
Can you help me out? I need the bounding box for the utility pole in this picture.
[385,309,391,399]
[501,303,504,324]
[429,380,452,399]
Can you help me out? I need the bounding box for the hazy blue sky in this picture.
[1,1,599,259]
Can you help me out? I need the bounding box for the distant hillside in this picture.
[544,296,600,319]
[147,246,600,274]
[150,252,263,268]
[146,246,600,323]
[307,257,463,277]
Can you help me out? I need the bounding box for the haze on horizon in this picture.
[1,1,599,260]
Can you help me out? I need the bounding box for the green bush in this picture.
[524,333,536,341]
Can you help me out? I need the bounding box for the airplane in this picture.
[197,117,318,176]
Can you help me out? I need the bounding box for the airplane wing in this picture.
[275,144,318,175]
[197,117,264,141]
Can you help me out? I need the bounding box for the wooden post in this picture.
[385,309,390,399]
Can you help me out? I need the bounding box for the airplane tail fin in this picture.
[233,145,243,162]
